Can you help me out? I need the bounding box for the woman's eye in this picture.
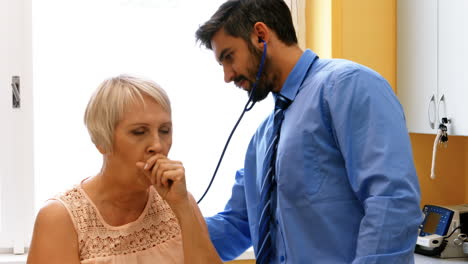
[160,128,171,134]
[132,130,145,135]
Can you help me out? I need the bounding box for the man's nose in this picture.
[223,64,235,83]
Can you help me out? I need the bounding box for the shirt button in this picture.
[280,255,285,262]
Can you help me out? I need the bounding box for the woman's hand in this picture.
[136,154,188,206]
[137,155,222,264]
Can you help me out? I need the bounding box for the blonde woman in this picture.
[27,75,221,264]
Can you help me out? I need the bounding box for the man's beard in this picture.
[244,42,274,103]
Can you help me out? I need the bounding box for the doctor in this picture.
[195,0,422,263]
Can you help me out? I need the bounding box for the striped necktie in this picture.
[256,94,291,264]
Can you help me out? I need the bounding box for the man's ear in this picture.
[252,22,269,46]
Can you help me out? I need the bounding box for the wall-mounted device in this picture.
[11,75,20,109]
[415,204,468,258]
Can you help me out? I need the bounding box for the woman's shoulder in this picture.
[46,183,94,232]
[27,200,80,263]
[36,199,74,226]
[33,199,78,243]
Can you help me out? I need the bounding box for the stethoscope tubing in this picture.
[197,41,267,204]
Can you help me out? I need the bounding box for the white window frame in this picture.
[0,0,35,253]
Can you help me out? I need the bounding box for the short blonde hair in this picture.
[84,74,171,152]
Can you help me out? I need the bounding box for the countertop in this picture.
[415,254,468,263]
[1,253,467,264]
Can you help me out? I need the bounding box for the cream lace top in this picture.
[53,184,184,264]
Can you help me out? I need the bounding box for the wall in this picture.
[307,0,332,58]
[307,0,395,87]
[307,0,468,207]
[335,0,396,88]
[411,134,466,206]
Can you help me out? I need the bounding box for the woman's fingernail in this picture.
[144,163,148,170]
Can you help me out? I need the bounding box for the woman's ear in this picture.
[96,144,106,155]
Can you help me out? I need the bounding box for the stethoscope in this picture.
[197,39,267,204]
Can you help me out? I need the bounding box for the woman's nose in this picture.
[147,135,162,154]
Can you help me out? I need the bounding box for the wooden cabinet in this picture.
[397,0,468,136]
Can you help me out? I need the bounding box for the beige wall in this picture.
[307,0,396,88]
[307,0,332,58]
[338,0,396,89]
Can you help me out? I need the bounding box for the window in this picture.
[32,0,273,220]
[0,0,34,252]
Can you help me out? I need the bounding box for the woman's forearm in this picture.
[171,198,222,264]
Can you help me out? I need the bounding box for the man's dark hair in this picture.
[195,0,298,49]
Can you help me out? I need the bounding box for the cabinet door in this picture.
[438,0,468,136]
[397,0,438,134]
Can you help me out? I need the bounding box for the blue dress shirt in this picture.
[206,50,423,264]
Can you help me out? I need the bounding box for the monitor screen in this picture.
[423,211,441,234]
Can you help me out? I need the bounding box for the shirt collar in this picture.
[274,49,318,102]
